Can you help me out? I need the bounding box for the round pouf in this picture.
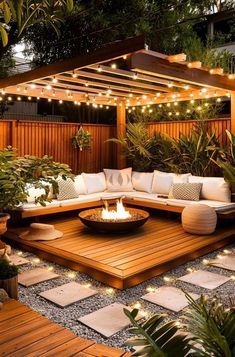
[182,204,217,235]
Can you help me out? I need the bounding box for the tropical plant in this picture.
[0,0,73,54]
[0,147,73,210]
[124,308,192,357]
[184,293,235,356]
[72,126,92,151]
[0,259,18,279]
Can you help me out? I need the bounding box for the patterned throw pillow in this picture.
[56,178,78,201]
[103,168,133,192]
[169,183,202,201]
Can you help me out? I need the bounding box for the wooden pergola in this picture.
[0,35,234,167]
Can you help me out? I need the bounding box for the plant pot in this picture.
[0,275,18,299]
[0,213,10,236]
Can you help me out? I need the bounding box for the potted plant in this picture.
[0,259,18,299]
[72,126,92,151]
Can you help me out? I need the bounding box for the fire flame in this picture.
[101,198,131,220]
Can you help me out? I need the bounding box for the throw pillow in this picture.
[82,172,106,194]
[189,176,231,203]
[104,167,133,192]
[74,175,87,195]
[169,182,202,201]
[132,172,154,193]
[56,178,78,201]
[152,170,191,195]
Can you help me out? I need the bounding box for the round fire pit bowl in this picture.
[79,207,149,233]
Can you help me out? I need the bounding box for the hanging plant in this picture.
[72,127,92,151]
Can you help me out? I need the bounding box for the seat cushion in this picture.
[19,200,60,210]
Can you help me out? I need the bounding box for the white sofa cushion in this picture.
[82,172,106,194]
[104,167,133,192]
[20,200,60,210]
[132,172,153,193]
[152,170,191,195]
[74,175,87,195]
[26,185,48,203]
[188,176,231,203]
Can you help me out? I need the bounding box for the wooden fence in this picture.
[147,118,231,147]
[0,118,231,173]
[0,120,117,173]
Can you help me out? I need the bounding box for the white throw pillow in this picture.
[103,167,133,192]
[132,172,154,193]
[74,175,87,195]
[56,178,78,201]
[189,176,231,202]
[152,170,191,195]
[82,172,106,194]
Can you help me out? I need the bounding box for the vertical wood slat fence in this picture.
[0,118,231,174]
[0,120,117,173]
[147,118,231,147]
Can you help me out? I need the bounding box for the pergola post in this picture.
[231,92,235,134]
[116,101,127,169]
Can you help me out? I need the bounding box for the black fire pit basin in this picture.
[78,207,149,233]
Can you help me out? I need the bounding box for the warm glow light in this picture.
[52,77,58,83]
[17,251,23,256]
[223,249,231,254]
[59,100,63,104]
[133,301,141,309]
[32,258,40,264]
[97,65,102,72]
[216,97,221,102]
[46,85,52,90]
[203,259,209,265]
[72,71,77,78]
[106,287,114,295]
[30,83,36,89]
[47,266,54,271]
[167,82,173,88]
[111,63,117,69]
[146,286,156,293]
[48,98,52,102]
[83,282,92,288]
[67,272,76,279]
[7,96,12,101]
[133,73,138,80]
[163,276,172,282]
[28,96,32,100]
[17,96,21,101]
[102,199,131,220]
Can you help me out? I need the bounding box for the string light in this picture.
[169,112,172,116]
[46,84,52,90]
[186,109,190,113]
[133,73,138,80]
[111,63,117,69]
[1,89,5,95]
[37,97,40,100]
[166,103,171,107]
[17,86,20,92]
[97,65,102,72]
[24,87,28,93]
[28,96,32,100]
[67,272,76,279]
[7,96,12,101]
[52,90,56,97]
[72,71,77,78]
[190,99,195,104]
[17,96,22,101]
[0,97,3,101]
[106,106,109,109]
[59,100,63,104]
[163,276,173,282]
[123,55,127,60]
[48,98,52,102]
[30,83,36,89]
[174,102,178,106]
[142,94,147,100]
[52,77,58,83]
[83,282,92,288]
[167,82,173,88]
[231,275,235,281]
[201,88,207,93]
[216,97,221,102]
[176,111,179,116]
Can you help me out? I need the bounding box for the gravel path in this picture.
[16,243,235,350]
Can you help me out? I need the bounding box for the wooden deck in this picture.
[0,299,130,357]
[4,214,235,289]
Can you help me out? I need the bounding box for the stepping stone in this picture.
[209,255,235,272]
[78,302,140,338]
[39,282,98,307]
[178,270,230,290]
[18,268,59,287]
[9,254,30,266]
[141,286,199,312]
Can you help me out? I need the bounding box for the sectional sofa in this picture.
[13,168,235,220]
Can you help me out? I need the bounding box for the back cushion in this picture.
[82,172,106,194]
[74,175,87,195]
[189,176,231,202]
[132,172,154,193]
[152,170,191,195]
[104,167,133,192]
[26,185,48,203]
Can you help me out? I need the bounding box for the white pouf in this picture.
[182,204,217,235]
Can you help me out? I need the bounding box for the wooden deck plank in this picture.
[4,214,235,289]
[0,300,126,357]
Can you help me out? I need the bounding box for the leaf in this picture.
[66,0,73,12]
[3,1,11,23]
[0,24,8,46]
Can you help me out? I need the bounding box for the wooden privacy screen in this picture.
[147,118,231,148]
[0,120,117,173]
[0,118,231,173]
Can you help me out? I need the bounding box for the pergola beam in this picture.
[131,52,235,91]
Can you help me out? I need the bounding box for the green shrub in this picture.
[0,259,18,279]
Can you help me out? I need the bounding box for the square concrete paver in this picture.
[141,286,199,312]
[78,303,138,338]
[39,282,98,307]
[9,254,30,266]
[178,270,230,290]
[18,268,59,287]
[210,255,235,272]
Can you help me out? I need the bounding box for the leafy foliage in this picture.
[0,147,73,210]
[0,259,18,279]
[72,127,92,151]
[124,308,192,357]
[184,293,235,356]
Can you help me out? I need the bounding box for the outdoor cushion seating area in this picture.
[15,168,235,219]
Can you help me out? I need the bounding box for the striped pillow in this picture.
[169,183,202,201]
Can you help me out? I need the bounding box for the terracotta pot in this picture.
[0,213,10,236]
[0,275,18,299]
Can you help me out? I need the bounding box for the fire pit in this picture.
[79,198,149,233]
